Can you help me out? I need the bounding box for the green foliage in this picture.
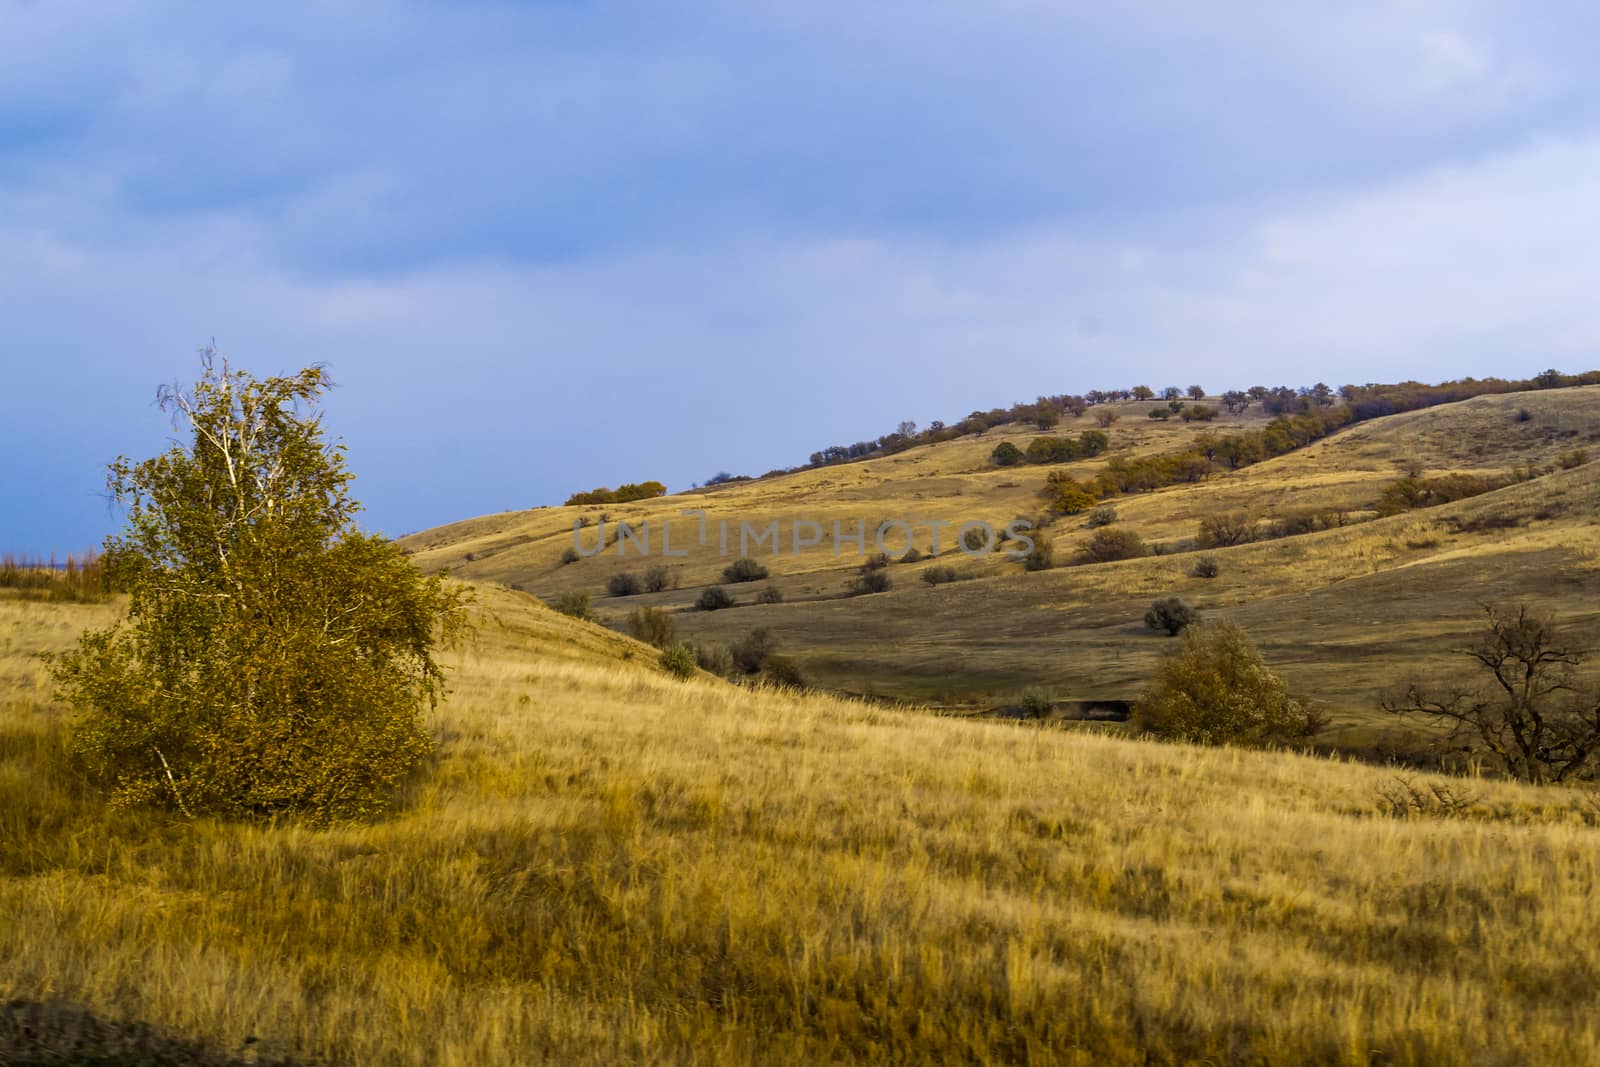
[1020,688,1053,717]
[607,572,643,597]
[730,628,776,674]
[1081,527,1146,563]
[1144,597,1199,636]
[1135,622,1321,746]
[696,586,736,611]
[554,591,595,620]
[50,355,469,823]
[564,481,668,506]
[627,606,677,648]
[659,642,698,679]
[991,441,1024,467]
[722,557,770,583]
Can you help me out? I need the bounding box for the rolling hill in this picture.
[404,386,1600,740]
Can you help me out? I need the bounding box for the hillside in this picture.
[404,387,1600,734]
[6,588,1600,1064]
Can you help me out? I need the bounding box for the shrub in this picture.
[1020,688,1053,717]
[961,526,990,552]
[922,565,960,586]
[554,591,595,620]
[1148,407,1172,420]
[731,628,777,674]
[1094,410,1119,428]
[756,585,784,604]
[642,564,675,592]
[722,557,770,583]
[1559,448,1590,469]
[607,572,642,597]
[850,555,891,594]
[992,441,1025,467]
[659,642,698,679]
[1181,404,1217,422]
[564,480,668,506]
[1191,556,1220,579]
[1081,527,1146,563]
[1024,535,1054,571]
[49,357,469,823]
[696,586,736,611]
[1086,505,1117,527]
[898,547,924,563]
[627,606,677,648]
[559,546,581,565]
[1197,512,1255,548]
[761,654,806,689]
[1134,622,1322,746]
[1515,408,1533,422]
[1144,597,1199,636]
[694,642,734,675]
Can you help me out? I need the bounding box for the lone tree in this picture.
[1382,605,1600,784]
[51,353,469,822]
[1135,622,1322,746]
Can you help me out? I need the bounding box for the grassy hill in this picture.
[404,386,1600,735]
[6,586,1600,1064]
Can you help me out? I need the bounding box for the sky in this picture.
[4,1,1600,553]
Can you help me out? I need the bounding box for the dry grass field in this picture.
[404,387,1600,725]
[6,586,1600,1064]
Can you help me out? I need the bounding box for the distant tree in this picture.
[1221,390,1250,414]
[722,557,770,583]
[1247,385,1269,401]
[627,606,677,648]
[1132,385,1155,400]
[992,441,1025,467]
[1382,605,1600,784]
[1033,407,1060,431]
[1161,387,1183,401]
[1020,688,1054,717]
[897,420,918,437]
[1082,527,1147,563]
[730,627,777,674]
[1187,385,1206,400]
[607,572,643,597]
[1197,512,1256,548]
[642,564,674,592]
[1144,597,1199,636]
[1047,475,1098,515]
[1168,398,1185,413]
[554,591,595,620]
[50,356,470,822]
[1535,368,1565,389]
[1135,622,1322,746]
[1094,410,1120,428]
[1148,407,1172,421]
[1181,404,1217,422]
[696,586,736,611]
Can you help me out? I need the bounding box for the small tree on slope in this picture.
[1135,622,1322,746]
[51,353,469,822]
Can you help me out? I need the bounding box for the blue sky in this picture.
[5,2,1600,552]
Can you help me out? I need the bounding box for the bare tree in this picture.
[1382,605,1600,784]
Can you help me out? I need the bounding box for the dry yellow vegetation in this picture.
[6,587,1600,1064]
[405,387,1600,726]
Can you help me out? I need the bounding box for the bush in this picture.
[851,569,891,595]
[50,357,469,823]
[1515,408,1533,422]
[1020,688,1053,717]
[659,642,698,679]
[922,565,960,586]
[1559,448,1590,469]
[722,557,770,583]
[1144,597,1199,636]
[1134,622,1322,746]
[731,628,777,674]
[991,441,1024,467]
[1086,505,1117,527]
[1081,527,1146,563]
[694,642,734,675]
[761,654,806,689]
[1197,512,1255,548]
[627,606,677,648]
[696,586,736,611]
[642,564,674,592]
[559,546,581,565]
[756,585,784,604]
[1094,410,1119,428]
[1191,556,1220,579]
[554,591,595,620]
[1181,404,1217,422]
[1024,536,1054,571]
[607,572,642,597]
[898,547,924,563]
[961,526,990,552]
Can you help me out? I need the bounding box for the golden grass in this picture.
[6,588,1600,1064]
